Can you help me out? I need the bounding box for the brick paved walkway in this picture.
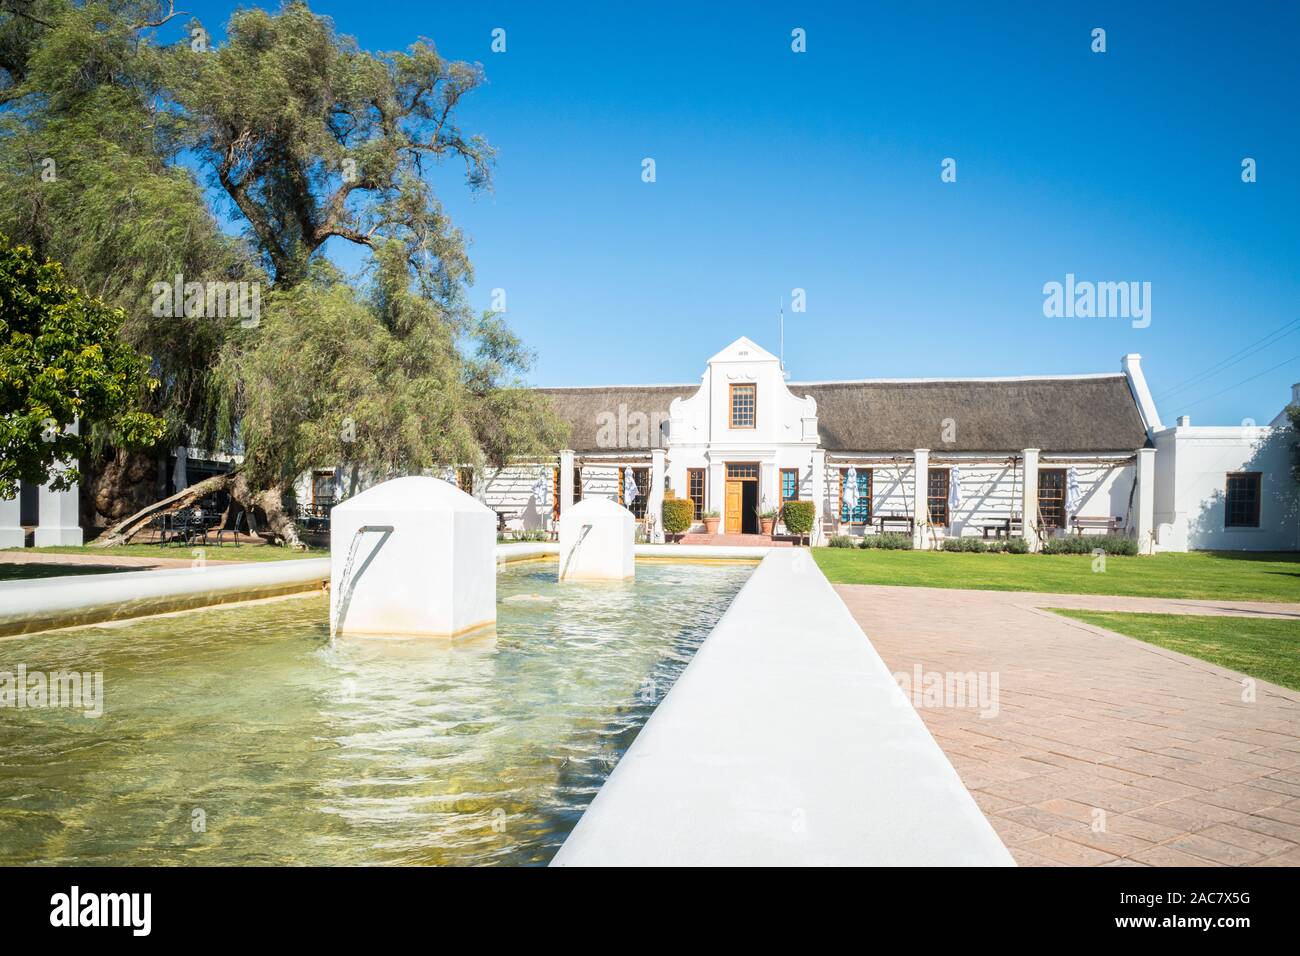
[835,584,1300,866]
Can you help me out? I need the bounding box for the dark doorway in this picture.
[741,481,758,534]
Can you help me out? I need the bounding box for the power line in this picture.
[1175,352,1300,414]
[1156,317,1300,401]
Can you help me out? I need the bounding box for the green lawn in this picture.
[4,544,328,562]
[1052,610,1300,691]
[0,563,144,582]
[814,549,1300,602]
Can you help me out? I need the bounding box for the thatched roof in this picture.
[535,374,1148,454]
[534,386,693,452]
[796,375,1148,453]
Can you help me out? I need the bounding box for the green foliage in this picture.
[860,532,913,550]
[1043,534,1138,556]
[941,536,987,552]
[0,234,163,496]
[781,500,815,536]
[1286,404,1300,486]
[828,534,856,548]
[661,497,694,536]
[1005,536,1029,554]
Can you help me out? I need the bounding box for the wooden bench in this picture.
[1071,516,1123,535]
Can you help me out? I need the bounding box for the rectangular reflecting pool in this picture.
[0,560,752,865]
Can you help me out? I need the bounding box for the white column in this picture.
[1021,448,1040,552]
[559,450,575,515]
[1135,447,1156,555]
[760,461,776,516]
[0,484,24,548]
[36,474,83,547]
[912,449,930,550]
[708,461,725,514]
[810,449,826,545]
[649,448,666,543]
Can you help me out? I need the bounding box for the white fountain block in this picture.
[559,497,635,581]
[329,476,496,638]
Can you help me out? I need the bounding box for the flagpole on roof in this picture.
[779,295,785,373]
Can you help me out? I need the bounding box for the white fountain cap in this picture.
[559,496,636,581]
[330,476,496,638]
[333,475,492,514]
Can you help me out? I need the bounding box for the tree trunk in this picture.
[93,470,308,550]
[82,448,159,528]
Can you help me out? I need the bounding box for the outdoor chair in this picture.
[214,508,245,547]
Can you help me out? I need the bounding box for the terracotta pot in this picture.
[702,517,720,534]
[760,518,776,536]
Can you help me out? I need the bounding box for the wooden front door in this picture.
[724,480,744,534]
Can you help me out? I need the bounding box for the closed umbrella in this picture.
[624,471,639,507]
[1065,466,1082,523]
[531,474,547,505]
[948,466,963,513]
[843,466,858,519]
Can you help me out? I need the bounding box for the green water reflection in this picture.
[0,561,750,865]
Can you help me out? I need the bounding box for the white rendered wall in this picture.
[1152,424,1298,552]
[558,497,635,580]
[329,476,496,638]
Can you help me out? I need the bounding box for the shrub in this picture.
[661,497,695,536]
[1005,536,1029,554]
[1042,534,1137,556]
[942,536,986,553]
[862,532,912,550]
[781,500,816,536]
[828,535,857,548]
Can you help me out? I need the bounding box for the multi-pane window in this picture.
[621,466,650,518]
[729,384,756,428]
[311,470,335,508]
[573,467,582,502]
[726,462,759,479]
[927,468,950,527]
[839,468,871,525]
[1037,469,1066,529]
[687,468,705,519]
[457,467,474,495]
[1225,472,1261,528]
[780,468,799,504]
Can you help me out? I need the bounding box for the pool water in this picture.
[0,561,751,866]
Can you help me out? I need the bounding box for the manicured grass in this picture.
[4,544,328,562]
[813,549,1300,602]
[1052,610,1300,692]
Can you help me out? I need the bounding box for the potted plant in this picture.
[756,499,778,536]
[702,509,721,534]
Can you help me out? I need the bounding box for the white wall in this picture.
[1153,424,1298,552]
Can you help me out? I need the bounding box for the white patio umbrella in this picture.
[623,470,640,507]
[948,466,963,512]
[1065,466,1082,521]
[843,466,858,516]
[530,474,547,505]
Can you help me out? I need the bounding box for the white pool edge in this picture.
[551,549,1016,867]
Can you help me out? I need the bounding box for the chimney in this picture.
[1177,415,1190,427]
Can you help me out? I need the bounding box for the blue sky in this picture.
[177,0,1299,425]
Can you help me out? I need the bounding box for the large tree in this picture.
[0,2,565,546]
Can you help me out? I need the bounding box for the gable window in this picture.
[1037,469,1066,529]
[838,468,872,525]
[927,468,950,527]
[780,468,799,505]
[729,383,756,429]
[687,468,706,519]
[1225,472,1261,528]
